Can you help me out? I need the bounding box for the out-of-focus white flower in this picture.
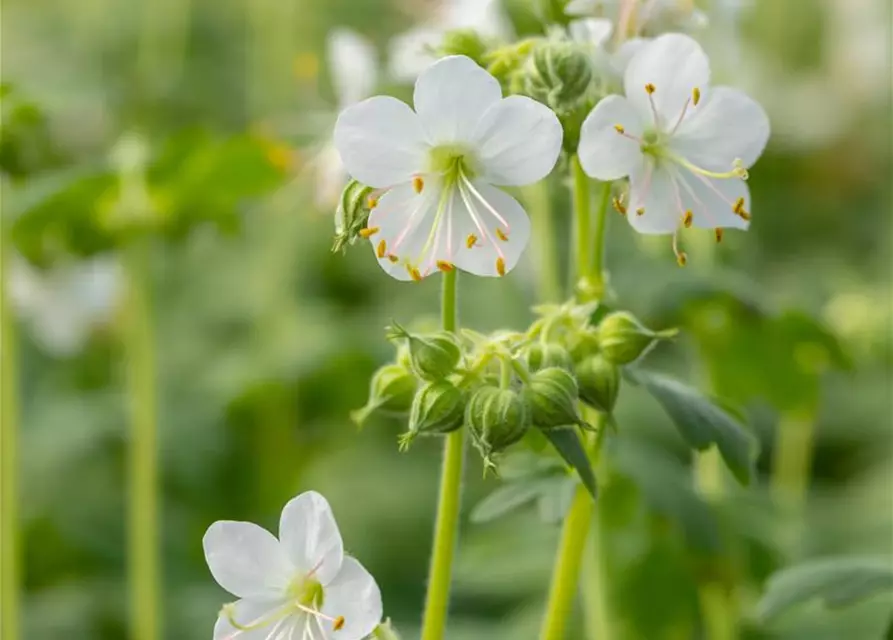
[204,491,382,640]
[334,55,562,281]
[9,255,121,356]
[388,0,510,82]
[566,0,707,35]
[578,34,769,263]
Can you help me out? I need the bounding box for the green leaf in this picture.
[470,480,545,524]
[627,370,757,485]
[542,427,597,499]
[757,556,893,620]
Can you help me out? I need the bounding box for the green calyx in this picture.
[427,144,478,189]
[332,178,375,253]
[387,322,462,381]
[466,385,530,471]
[575,353,620,414]
[596,311,677,365]
[399,380,465,450]
[525,40,593,113]
[525,342,574,373]
[524,366,588,430]
[351,363,417,427]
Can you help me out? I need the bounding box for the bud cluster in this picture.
[354,303,676,472]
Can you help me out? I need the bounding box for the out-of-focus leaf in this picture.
[542,427,597,499]
[470,481,545,524]
[757,555,893,620]
[627,369,757,485]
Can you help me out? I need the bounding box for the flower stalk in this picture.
[420,270,465,640]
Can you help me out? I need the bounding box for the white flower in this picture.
[333,55,562,281]
[577,34,769,262]
[566,0,707,34]
[388,0,510,82]
[9,255,121,356]
[204,491,382,640]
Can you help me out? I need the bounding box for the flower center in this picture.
[427,144,478,189]
[288,575,324,608]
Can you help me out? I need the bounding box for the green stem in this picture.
[524,180,562,302]
[571,155,592,294]
[1,242,21,640]
[540,416,608,640]
[770,411,816,557]
[420,271,464,640]
[123,241,160,640]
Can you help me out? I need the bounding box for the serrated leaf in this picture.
[541,428,597,499]
[470,480,544,524]
[757,556,893,620]
[627,369,757,485]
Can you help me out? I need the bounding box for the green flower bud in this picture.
[332,179,375,253]
[576,354,620,414]
[350,363,417,427]
[466,386,530,469]
[524,367,587,430]
[399,380,465,450]
[387,323,462,381]
[597,311,677,365]
[525,41,592,113]
[438,29,489,66]
[525,342,574,372]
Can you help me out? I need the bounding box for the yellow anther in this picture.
[496,257,506,277]
[636,207,645,216]
[676,251,688,267]
[683,210,693,228]
[732,197,745,214]
[714,228,724,243]
[366,195,379,209]
[495,227,509,242]
[692,87,701,106]
[466,233,478,249]
[412,176,424,194]
[436,260,454,272]
[613,124,625,134]
[333,616,346,631]
[612,197,627,215]
[376,239,387,259]
[409,266,423,282]
[645,83,656,94]
[738,209,752,221]
[387,254,399,263]
[359,226,379,238]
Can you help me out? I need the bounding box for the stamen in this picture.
[732,197,745,214]
[359,226,379,238]
[737,209,752,221]
[334,616,345,631]
[714,228,723,243]
[387,254,399,263]
[496,257,506,277]
[682,210,693,228]
[466,234,478,248]
[367,195,379,209]
[221,602,292,632]
[692,87,701,106]
[636,207,645,216]
[614,124,625,134]
[670,96,692,136]
[436,260,454,272]
[645,83,660,126]
[376,239,387,259]
[495,227,509,242]
[412,176,424,194]
[645,83,656,94]
[612,197,627,215]
[407,265,422,282]
[668,152,750,181]
[672,232,687,267]
[457,181,504,260]
[460,173,510,230]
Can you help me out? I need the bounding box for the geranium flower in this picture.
[204,491,382,640]
[333,55,562,281]
[577,34,769,263]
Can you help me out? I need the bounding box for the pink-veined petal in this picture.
[212,598,295,640]
[626,162,683,235]
[671,167,751,230]
[319,557,383,640]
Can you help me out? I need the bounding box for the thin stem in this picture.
[770,411,816,556]
[539,415,608,640]
[590,181,612,296]
[420,270,464,640]
[123,241,160,640]
[571,155,592,293]
[523,180,562,302]
[1,242,21,640]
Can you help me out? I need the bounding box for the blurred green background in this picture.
[1,0,891,638]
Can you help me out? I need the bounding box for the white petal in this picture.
[203,521,292,599]
[320,557,382,640]
[626,162,683,234]
[413,55,502,145]
[213,598,293,640]
[450,181,531,278]
[624,34,710,130]
[673,169,750,230]
[366,182,445,281]
[333,96,427,188]
[314,143,346,210]
[472,96,563,186]
[578,95,646,181]
[279,492,344,586]
[387,26,440,83]
[569,18,613,47]
[671,86,770,170]
[327,29,377,108]
[610,38,650,77]
[565,0,614,17]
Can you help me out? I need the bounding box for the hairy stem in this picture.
[420,270,464,640]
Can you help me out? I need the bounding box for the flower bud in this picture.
[350,363,417,427]
[438,29,489,66]
[399,380,465,450]
[524,367,587,430]
[525,342,573,373]
[575,354,620,414]
[386,323,462,381]
[597,311,677,365]
[466,386,530,468]
[524,41,592,113]
[332,179,375,253]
